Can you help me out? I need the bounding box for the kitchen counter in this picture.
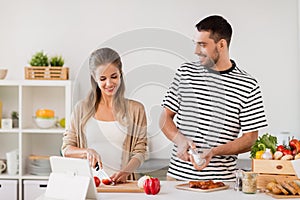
[37,180,295,200]
[96,181,278,200]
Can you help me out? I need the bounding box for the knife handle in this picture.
[95,162,100,171]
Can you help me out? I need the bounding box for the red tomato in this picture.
[289,139,300,154]
[102,179,112,185]
[94,176,101,187]
[276,145,285,152]
[282,149,292,156]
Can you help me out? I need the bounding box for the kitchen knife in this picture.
[95,162,115,185]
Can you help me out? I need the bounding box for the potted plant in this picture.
[50,55,64,67]
[11,111,19,128]
[25,51,69,80]
[29,51,49,67]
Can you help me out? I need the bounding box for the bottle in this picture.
[188,148,206,166]
[234,169,243,191]
[262,148,273,160]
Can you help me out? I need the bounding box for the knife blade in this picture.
[98,168,110,179]
[95,162,115,185]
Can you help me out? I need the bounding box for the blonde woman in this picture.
[62,48,147,183]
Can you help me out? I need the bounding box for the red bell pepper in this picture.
[289,139,300,154]
[143,177,160,195]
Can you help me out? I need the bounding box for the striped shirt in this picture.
[162,60,268,181]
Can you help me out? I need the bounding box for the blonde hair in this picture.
[80,48,128,131]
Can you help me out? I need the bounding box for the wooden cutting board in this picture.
[266,192,300,199]
[175,183,229,193]
[96,181,144,193]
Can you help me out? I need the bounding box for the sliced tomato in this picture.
[94,176,101,187]
[102,179,112,185]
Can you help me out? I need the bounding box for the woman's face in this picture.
[94,63,121,97]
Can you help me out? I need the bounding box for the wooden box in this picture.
[252,159,297,189]
[256,174,298,189]
[25,67,69,80]
[252,159,296,175]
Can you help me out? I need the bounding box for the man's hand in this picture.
[189,149,213,170]
[174,133,196,161]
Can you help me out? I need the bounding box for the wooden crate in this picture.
[256,174,298,189]
[252,159,298,189]
[25,67,69,80]
[252,159,296,175]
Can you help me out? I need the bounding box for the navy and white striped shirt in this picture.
[162,60,268,181]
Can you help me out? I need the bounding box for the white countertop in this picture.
[96,181,278,200]
[37,181,297,200]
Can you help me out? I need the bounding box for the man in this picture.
[159,15,267,181]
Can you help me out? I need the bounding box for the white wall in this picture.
[0,0,299,159]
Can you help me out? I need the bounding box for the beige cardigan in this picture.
[61,99,147,180]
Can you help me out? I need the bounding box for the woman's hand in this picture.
[86,148,102,169]
[110,170,130,183]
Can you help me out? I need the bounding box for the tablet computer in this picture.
[44,156,98,200]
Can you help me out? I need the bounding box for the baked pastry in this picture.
[288,181,300,195]
[280,181,297,195]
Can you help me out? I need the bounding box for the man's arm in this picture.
[159,108,195,161]
[212,131,258,156]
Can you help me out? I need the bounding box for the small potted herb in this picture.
[50,55,64,67]
[11,111,19,128]
[29,51,49,67]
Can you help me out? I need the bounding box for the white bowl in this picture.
[0,69,8,79]
[34,117,57,129]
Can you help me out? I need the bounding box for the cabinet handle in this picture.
[39,184,47,188]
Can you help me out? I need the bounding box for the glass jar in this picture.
[242,172,257,194]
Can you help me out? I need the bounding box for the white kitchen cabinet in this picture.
[23,180,48,200]
[0,80,71,200]
[0,180,18,200]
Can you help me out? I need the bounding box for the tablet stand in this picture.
[45,172,90,200]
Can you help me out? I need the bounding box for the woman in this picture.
[61,47,147,183]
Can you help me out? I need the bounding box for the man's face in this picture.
[194,30,220,68]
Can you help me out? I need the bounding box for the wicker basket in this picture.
[25,66,69,80]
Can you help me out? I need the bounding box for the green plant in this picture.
[29,51,49,66]
[50,55,64,67]
[11,111,19,119]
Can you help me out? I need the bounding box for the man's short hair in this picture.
[195,15,232,47]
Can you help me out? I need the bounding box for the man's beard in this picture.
[200,47,220,69]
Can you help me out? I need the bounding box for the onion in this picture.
[137,175,150,188]
[274,151,283,160]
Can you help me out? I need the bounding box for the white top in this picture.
[85,117,127,176]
